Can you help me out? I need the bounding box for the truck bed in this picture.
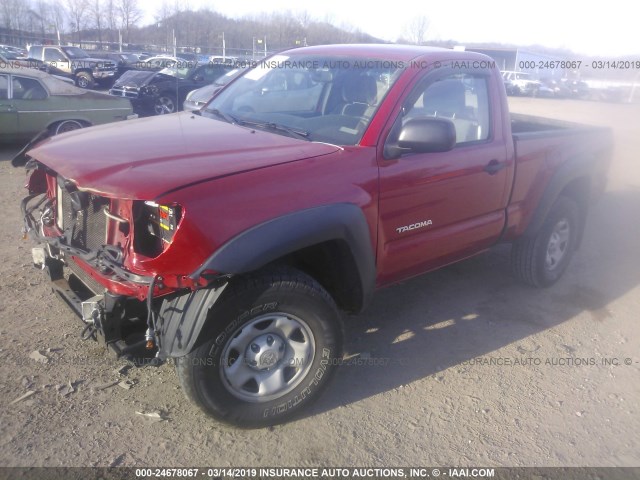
[511,112,605,136]
[505,113,613,240]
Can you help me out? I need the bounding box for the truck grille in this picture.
[60,189,110,252]
[96,63,116,72]
[109,86,139,98]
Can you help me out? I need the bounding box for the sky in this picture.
[137,0,639,57]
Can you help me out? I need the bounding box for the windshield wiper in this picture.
[207,108,238,124]
[236,119,310,140]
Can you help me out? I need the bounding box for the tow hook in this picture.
[145,327,155,350]
[80,295,104,341]
[31,247,46,270]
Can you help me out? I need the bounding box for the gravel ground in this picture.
[0,97,638,468]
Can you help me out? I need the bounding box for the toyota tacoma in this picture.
[14,44,612,427]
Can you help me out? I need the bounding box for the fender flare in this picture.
[523,153,596,238]
[159,204,376,358]
[193,203,375,287]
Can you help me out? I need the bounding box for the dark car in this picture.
[109,62,235,115]
[537,78,571,98]
[562,79,590,99]
[93,51,142,80]
[0,44,27,57]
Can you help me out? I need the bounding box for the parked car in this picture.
[537,78,571,98]
[93,51,142,79]
[122,51,152,62]
[176,52,199,63]
[15,45,612,428]
[27,45,117,88]
[562,79,590,99]
[183,67,245,111]
[1,48,46,70]
[110,62,235,115]
[0,44,27,57]
[501,71,540,96]
[0,67,134,143]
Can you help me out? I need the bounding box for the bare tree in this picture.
[1,0,30,32]
[50,1,67,42]
[88,0,105,46]
[31,0,51,40]
[66,0,89,45]
[118,0,142,43]
[104,0,118,43]
[403,15,429,45]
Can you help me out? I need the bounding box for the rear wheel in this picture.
[511,196,580,287]
[173,268,342,427]
[154,93,177,114]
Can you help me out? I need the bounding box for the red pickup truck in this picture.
[15,44,612,427]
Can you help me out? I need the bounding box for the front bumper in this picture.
[109,90,155,115]
[93,70,116,79]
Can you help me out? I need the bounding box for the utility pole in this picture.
[173,29,177,57]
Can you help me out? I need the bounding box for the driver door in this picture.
[376,69,512,286]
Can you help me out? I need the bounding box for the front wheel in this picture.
[173,268,342,427]
[75,71,94,89]
[511,196,580,287]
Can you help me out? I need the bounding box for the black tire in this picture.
[154,93,177,115]
[52,120,84,135]
[511,196,580,287]
[75,71,94,89]
[173,267,342,428]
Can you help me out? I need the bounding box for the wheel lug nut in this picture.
[267,336,274,346]
[251,343,260,353]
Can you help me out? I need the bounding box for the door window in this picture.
[44,49,66,62]
[403,73,491,145]
[12,76,47,100]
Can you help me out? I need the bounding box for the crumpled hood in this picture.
[27,113,340,200]
[112,69,158,87]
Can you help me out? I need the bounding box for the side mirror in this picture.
[385,117,456,159]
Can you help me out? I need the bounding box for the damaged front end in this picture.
[20,158,200,363]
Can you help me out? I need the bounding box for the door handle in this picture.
[0,104,16,112]
[484,159,506,175]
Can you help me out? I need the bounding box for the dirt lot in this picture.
[0,97,638,468]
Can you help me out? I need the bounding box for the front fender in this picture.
[192,203,376,309]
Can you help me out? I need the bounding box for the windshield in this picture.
[62,47,89,59]
[120,53,138,62]
[204,54,404,146]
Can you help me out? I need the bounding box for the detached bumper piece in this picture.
[41,252,153,362]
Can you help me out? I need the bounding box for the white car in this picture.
[501,71,541,96]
